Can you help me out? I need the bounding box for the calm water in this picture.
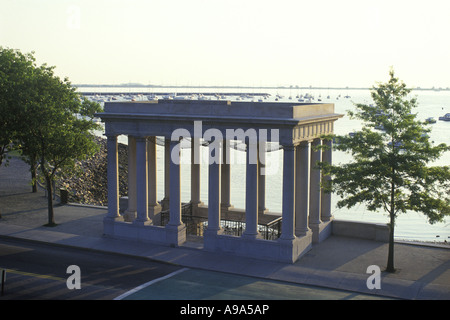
[85,86,450,243]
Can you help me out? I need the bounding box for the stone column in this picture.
[106,135,121,220]
[295,141,311,236]
[124,136,137,222]
[166,138,186,246]
[220,140,232,211]
[190,137,202,212]
[243,141,259,239]
[168,138,182,227]
[309,138,322,228]
[280,145,296,241]
[134,137,149,225]
[206,141,222,235]
[161,138,171,211]
[321,139,332,222]
[258,143,267,214]
[147,136,161,222]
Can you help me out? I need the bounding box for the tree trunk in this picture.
[386,150,396,273]
[386,212,395,272]
[45,175,56,226]
[31,163,37,193]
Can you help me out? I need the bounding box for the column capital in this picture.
[283,144,296,151]
[299,140,312,147]
[105,134,118,141]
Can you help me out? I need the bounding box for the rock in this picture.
[58,137,128,206]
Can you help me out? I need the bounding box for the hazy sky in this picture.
[1,0,450,88]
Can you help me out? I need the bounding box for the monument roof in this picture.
[98,100,341,125]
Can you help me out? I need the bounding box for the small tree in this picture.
[320,70,450,272]
[17,58,102,226]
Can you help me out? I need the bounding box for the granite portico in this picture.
[96,99,343,263]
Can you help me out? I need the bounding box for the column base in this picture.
[133,219,152,226]
[309,220,333,243]
[103,215,124,236]
[165,223,186,247]
[321,214,333,222]
[149,204,162,225]
[160,198,170,211]
[220,203,234,212]
[295,226,311,237]
[258,208,268,215]
[203,228,224,251]
[191,201,205,215]
[123,209,137,222]
[277,231,312,263]
[242,232,263,240]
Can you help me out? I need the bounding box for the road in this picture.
[0,238,181,300]
[0,238,390,301]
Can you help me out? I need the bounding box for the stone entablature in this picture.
[100,100,341,145]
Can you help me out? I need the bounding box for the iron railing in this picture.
[160,204,282,240]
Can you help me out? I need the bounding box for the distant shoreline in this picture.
[74,84,450,92]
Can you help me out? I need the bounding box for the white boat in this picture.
[173,94,186,100]
[198,94,210,100]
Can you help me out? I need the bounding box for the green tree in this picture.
[0,48,36,167]
[24,65,101,226]
[1,48,102,226]
[320,70,450,272]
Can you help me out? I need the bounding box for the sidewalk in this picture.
[1,157,449,300]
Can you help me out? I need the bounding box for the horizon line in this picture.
[73,83,450,91]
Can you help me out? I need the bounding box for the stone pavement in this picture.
[1,157,449,300]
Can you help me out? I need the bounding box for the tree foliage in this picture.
[320,69,450,272]
[0,48,36,166]
[0,47,102,225]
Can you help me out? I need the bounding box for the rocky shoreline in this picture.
[58,137,128,206]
